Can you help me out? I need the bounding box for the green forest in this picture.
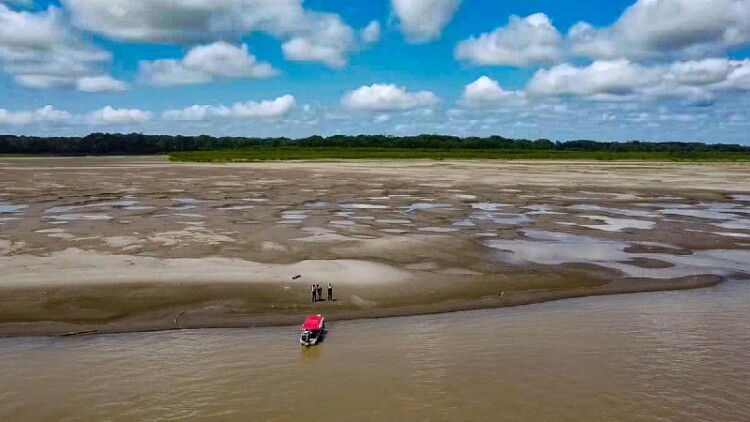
[2,133,749,161]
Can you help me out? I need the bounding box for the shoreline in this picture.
[0,275,724,338]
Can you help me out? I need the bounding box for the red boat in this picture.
[300,314,325,347]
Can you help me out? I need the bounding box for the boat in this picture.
[300,314,325,347]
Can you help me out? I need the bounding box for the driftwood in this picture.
[174,311,186,325]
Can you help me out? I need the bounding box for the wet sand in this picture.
[1,157,749,336]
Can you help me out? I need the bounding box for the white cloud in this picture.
[374,113,390,123]
[0,4,64,48]
[162,105,213,122]
[89,106,152,125]
[0,105,71,125]
[163,95,296,120]
[568,0,750,60]
[361,20,381,45]
[526,59,750,105]
[0,5,119,90]
[76,75,128,92]
[391,0,461,43]
[456,13,563,67]
[342,84,439,111]
[462,76,525,104]
[281,14,356,68]
[282,38,346,68]
[62,0,357,67]
[527,60,659,99]
[229,95,297,118]
[139,42,276,86]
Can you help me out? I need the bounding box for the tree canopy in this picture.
[1,133,748,155]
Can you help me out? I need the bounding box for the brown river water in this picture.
[1,281,749,422]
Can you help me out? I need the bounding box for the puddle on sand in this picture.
[329,220,357,226]
[418,227,460,233]
[659,208,740,221]
[340,204,389,210]
[577,216,656,232]
[569,205,655,218]
[637,203,694,209]
[46,200,138,214]
[0,204,27,214]
[45,214,113,221]
[733,195,750,202]
[472,203,508,212]
[304,202,331,209]
[377,219,412,225]
[217,205,255,211]
[472,212,532,226]
[523,205,564,215]
[715,220,750,231]
[486,230,750,279]
[404,203,452,213]
[713,232,750,238]
[168,205,197,211]
[381,229,410,234]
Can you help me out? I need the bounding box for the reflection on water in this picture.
[1,282,749,421]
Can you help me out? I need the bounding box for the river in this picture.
[1,281,749,421]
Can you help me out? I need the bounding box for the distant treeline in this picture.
[1,133,749,155]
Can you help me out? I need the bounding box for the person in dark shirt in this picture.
[327,283,333,301]
[311,284,317,303]
[317,284,322,302]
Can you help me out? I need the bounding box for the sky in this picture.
[1,0,749,143]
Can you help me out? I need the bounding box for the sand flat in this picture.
[0,157,748,335]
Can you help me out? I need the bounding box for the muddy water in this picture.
[2,282,749,422]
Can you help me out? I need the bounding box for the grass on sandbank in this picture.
[168,148,750,162]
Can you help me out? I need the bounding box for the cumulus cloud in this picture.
[462,76,525,105]
[568,0,750,60]
[361,21,381,45]
[391,0,462,43]
[62,0,357,67]
[527,60,659,99]
[0,105,72,125]
[139,42,276,86]
[526,58,750,105]
[456,13,563,67]
[0,4,121,90]
[342,84,439,111]
[76,75,128,92]
[281,14,357,68]
[89,106,152,125]
[163,95,296,120]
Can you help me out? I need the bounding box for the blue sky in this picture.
[1,0,749,143]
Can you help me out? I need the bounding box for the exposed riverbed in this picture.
[1,157,749,335]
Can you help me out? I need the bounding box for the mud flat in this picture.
[1,157,749,336]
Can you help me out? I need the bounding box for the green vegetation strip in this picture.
[169,148,750,162]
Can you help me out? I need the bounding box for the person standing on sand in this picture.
[311,284,317,303]
[317,284,323,302]
[327,283,333,301]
